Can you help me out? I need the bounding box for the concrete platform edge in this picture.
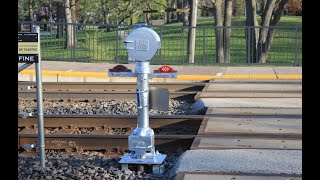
[19,69,302,82]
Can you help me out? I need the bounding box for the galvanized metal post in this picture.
[136,61,150,128]
[33,25,46,169]
[115,27,174,173]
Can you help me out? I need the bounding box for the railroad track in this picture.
[18,82,206,100]
[18,115,204,152]
[18,82,207,91]
[18,114,301,153]
[18,114,204,128]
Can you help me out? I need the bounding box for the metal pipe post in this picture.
[136,61,150,128]
[33,25,46,169]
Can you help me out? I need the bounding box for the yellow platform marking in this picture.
[19,70,107,78]
[59,71,107,78]
[19,70,302,80]
[176,75,220,81]
[19,69,62,76]
[221,74,278,79]
[277,74,302,79]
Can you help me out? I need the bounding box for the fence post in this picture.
[116,25,119,63]
[246,27,251,64]
[203,28,205,64]
[294,27,299,66]
[160,26,162,65]
[29,22,32,32]
[73,23,76,59]
[181,27,184,64]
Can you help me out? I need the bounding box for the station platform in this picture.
[173,78,302,180]
[18,61,302,82]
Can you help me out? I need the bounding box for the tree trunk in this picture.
[167,0,175,23]
[183,12,189,26]
[64,0,75,49]
[70,0,77,23]
[223,0,233,63]
[246,0,288,64]
[245,0,259,63]
[264,0,289,61]
[172,0,177,21]
[187,0,198,63]
[164,11,168,23]
[70,0,78,45]
[214,0,224,63]
[56,2,64,38]
[101,0,109,24]
[182,1,189,26]
[101,0,106,24]
[28,0,33,21]
[144,13,150,24]
[177,0,182,22]
[166,0,170,23]
[257,0,276,63]
[259,0,267,15]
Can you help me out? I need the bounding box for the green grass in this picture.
[40,16,302,65]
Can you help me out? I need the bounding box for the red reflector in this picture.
[154,66,177,73]
[109,65,132,72]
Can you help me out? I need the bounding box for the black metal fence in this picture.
[18,21,302,66]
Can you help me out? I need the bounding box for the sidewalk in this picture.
[18,61,302,82]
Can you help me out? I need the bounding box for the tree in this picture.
[56,1,65,38]
[182,0,190,26]
[28,0,33,21]
[286,0,302,15]
[214,0,224,63]
[18,0,26,21]
[212,0,233,63]
[101,0,109,24]
[64,0,76,48]
[223,0,233,63]
[245,0,289,63]
[245,0,259,63]
[70,0,77,23]
[233,0,245,16]
[166,0,177,23]
[187,0,198,63]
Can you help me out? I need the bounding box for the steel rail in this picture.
[18,91,197,100]
[18,134,196,152]
[18,82,206,91]
[18,115,205,128]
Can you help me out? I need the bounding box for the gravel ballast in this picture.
[18,99,196,115]
[18,149,185,180]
